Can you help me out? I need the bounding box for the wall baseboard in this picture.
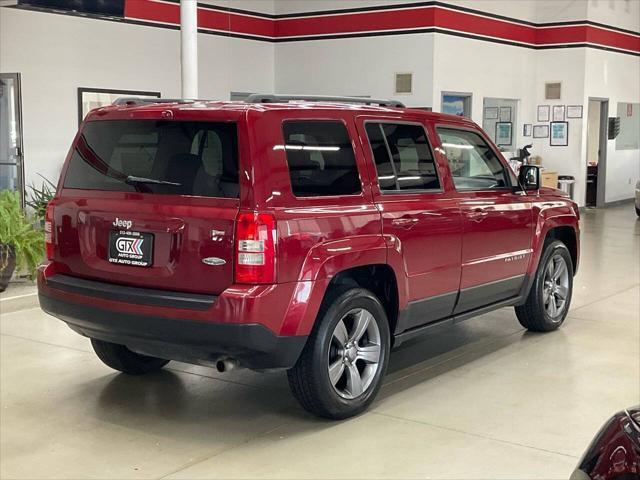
[604,198,635,208]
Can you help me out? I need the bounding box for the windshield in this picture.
[63,120,239,198]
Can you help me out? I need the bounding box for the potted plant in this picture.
[0,190,44,292]
[26,175,56,226]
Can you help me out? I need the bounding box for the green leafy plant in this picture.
[0,190,44,279]
[26,175,56,223]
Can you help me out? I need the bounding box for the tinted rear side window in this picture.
[281,121,361,197]
[365,123,440,191]
[64,120,239,198]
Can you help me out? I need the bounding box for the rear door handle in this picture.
[391,217,419,228]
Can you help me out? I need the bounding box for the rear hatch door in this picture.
[54,116,241,295]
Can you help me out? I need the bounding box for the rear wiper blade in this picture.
[125,175,181,186]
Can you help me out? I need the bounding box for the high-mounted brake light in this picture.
[44,201,56,261]
[235,212,276,284]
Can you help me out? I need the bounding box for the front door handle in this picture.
[468,209,489,223]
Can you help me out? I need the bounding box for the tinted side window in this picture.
[365,124,396,190]
[282,121,361,197]
[436,128,510,190]
[365,123,440,191]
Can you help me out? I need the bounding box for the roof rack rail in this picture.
[112,97,206,106]
[245,94,405,108]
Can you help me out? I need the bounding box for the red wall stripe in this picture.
[199,8,274,38]
[125,0,275,37]
[124,0,640,54]
[434,9,537,44]
[537,25,639,52]
[125,0,179,25]
[583,26,639,52]
[276,7,436,37]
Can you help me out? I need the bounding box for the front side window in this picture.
[365,123,440,192]
[436,127,510,190]
[281,121,361,197]
[64,120,239,198]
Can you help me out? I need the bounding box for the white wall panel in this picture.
[532,50,588,205]
[587,0,640,32]
[275,0,424,15]
[0,7,274,187]
[275,35,434,107]
[584,48,640,203]
[202,0,276,15]
[1,1,638,206]
[431,34,537,177]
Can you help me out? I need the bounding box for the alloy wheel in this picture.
[328,308,382,400]
[542,254,570,320]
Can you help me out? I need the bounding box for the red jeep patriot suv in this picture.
[38,95,580,419]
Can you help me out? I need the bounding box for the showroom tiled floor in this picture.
[1,204,638,479]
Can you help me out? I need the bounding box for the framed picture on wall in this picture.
[567,105,583,118]
[533,124,549,138]
[499,106,511,122]
[77,87,161,124]
[550,121,569,146]
[442,92,472,117]
[495,122,512,146]
[552,105,566,121]
[523,124,532,137]
[484,107,498,119]
[537,105,550,122]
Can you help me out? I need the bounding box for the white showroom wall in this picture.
[586,0,640,32]
[275,34,435,107]
[531,49,590,206]
[274,0,585,25]
[430,33,536,152]
[0,0,638,206]
[271,1,640,206]
[0,6,274,187]
[275,0,540,21]
[583,48,640,203]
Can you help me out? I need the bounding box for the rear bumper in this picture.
[38,267,309,370]
[39,294,305,370]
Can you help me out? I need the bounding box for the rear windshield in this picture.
[64,120,239,198]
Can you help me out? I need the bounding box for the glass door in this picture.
[0,73,24,204]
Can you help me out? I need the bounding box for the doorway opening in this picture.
[585,98,608,208]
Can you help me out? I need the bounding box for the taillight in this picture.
[235,212,276,284]
[44,201,55,261]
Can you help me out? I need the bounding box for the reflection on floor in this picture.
[1,204,638,479]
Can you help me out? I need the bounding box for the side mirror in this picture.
[517,165,540,191]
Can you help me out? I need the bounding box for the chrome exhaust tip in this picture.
[216,358,238,373]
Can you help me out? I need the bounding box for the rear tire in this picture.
[635,206,640,217]
[515,240,573,332]
[287,288,390,420]
[91,339,169,375]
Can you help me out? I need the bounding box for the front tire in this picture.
[287,288,390,420]
[515,240,573,332]
[91,339,169,375]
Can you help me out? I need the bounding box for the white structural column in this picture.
[180,0,198,99]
